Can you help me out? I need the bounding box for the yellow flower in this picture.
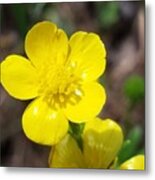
[1,21,106,145]
[49,118,123,168]
[49,118,145,170]
[120,155,145,170]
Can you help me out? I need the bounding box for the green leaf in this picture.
[138,148,145,155]
[117,126,143,165]
[96,2,120,29]
[10,4,29,38]
[68,122,85,151]
[123,75,145,105]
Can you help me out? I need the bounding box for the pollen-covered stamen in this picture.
[38,59,84,109]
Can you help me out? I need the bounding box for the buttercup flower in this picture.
[49,118,123,168]
[120,155,145,170]
[49,118,145,170]
[1,21,106,145]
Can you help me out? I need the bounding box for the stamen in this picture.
[59,95,65,103]
[75,88,83,97]
[38,59,83,109]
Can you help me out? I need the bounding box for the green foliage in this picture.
[0,5,2,25]
[29,3,46,20]
[96,2,120,29]
[42,5,74,35]
[124,75,145,105]
[10,4,29,38]
[68,122,85,151]
[117,126,143,165]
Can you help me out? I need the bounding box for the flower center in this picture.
[38,59,83,109]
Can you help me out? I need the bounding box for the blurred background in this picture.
[0,1,145,167]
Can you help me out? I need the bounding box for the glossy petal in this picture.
[1,55,38,100]
[22,98,69,145]
[64,82,106,123]
[83,118,123,168]
[25,21,68,68]
[120,155,145,170]
[49,134,84,168]
[69,31,106,82]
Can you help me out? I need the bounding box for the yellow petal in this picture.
[120,155,145,170]
[22,98,69,145]
[83,118,123,168]
[49,134,85,168]
[1,55,38,100]
[69,31,106,82]
[25,21,68,68]
[64,82,106,123]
